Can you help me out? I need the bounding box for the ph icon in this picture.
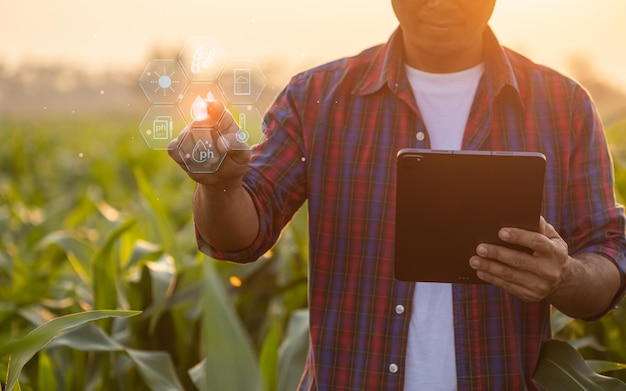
[178,126,227,173]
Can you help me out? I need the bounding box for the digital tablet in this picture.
[394,149,546,284]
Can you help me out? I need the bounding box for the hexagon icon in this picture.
[179,82,228,123]
[139,106,187,150]
[139,59,188,104]
[178,126,227,173]
[227,105,266,149]
[218,59,267,105]
[179,36,228,81]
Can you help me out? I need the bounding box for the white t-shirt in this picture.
[403,63,484,391]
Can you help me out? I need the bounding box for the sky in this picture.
[1,0,626,91]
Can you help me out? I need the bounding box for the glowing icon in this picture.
[192,139,215,163]
[234,68,251,96]
[152,116,173,140]
[236,112,250,143]
[139,59,188,104]
[151,68,180,97]
[179,37,228,81]
[191,96,207,121]
[190,91,215,121]
[191,45,217,75]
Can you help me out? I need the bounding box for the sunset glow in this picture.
[1,0,625,91]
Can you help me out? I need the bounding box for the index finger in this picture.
[497,222,553,255]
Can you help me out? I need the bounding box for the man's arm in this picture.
[192,182,259,252]
[168,100,260,252]
[469,217,622,319]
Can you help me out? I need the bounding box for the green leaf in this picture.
[278,309,309,391]
[124,240,163,273]
[587,360,626,374]
[46,323,125,352]
[47,324,187,391]
[126,349,185,391]
[37,230,95,278]
[133,167,180,260]
[145,254,176,334]
[198,259,261,391]
[0,310,140,391]
[259,320,280,391]
[533,339,626,391]
[551,309,575,335]
[92,219,136,331]
[37,350,57,391]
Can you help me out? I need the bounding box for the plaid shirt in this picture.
[205,27,626,390]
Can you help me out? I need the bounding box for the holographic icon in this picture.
[152,116,174,140]
[227,105,266,149]
[139,106,186,150]
[178,126,226,173]
[190,91,217,121]
[179,37,228,81]
[139,59,188,104]
[191,45,217,75]
[218,59,266,104]
[236,112,250,143]
[234,68,252,96]
[179,83,226,123]
[192,139,216,163]
[139,36,270,174]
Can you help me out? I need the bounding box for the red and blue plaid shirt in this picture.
[205,27,626,390]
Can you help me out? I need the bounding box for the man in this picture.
[169,0,626,389]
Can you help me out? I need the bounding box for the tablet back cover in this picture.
[394,149,546,284]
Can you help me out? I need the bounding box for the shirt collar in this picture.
[353,26,521,103]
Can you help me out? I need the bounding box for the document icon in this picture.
[234,68,251,96]
[153,116,173,140]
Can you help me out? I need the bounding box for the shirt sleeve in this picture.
[566,86,626,319]
[197,80,309,263]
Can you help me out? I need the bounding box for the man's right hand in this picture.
[167,99,259,252]
[167,100,251,190]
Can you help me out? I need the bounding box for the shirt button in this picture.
[389,363,399,374]
[395,305,405,315]
[416,131,425,141]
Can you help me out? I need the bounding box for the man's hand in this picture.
[469,217,621,318]
[167,99,259,252]
[167,100,251,190]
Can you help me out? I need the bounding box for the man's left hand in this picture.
[469,216,572,302]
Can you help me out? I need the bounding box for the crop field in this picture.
[0,112,625,390]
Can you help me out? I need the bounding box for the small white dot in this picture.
[301,157,306,162]
[416,131,425,141]
[78,152,84,158]
[389,363,399,373]
[100,90,105,95]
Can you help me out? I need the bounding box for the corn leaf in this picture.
[277,309,309,391]
[259,320,280,391]
[587,360,626,375]
[198,259,261,391]
[48,324,186,391]
[92,219,136,331]
[126,349,185,391]
[1,310,140,391]
[133,167,180,260]
[146,254,176,334]
[533,339,626,391]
